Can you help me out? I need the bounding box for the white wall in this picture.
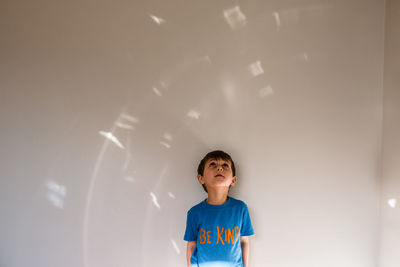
[380,0,400,266]
[0,0,385,267]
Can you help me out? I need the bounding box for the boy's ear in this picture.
[230,176,237,186]
[198,174,204,185]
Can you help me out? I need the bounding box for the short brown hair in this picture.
[197,150,236,192]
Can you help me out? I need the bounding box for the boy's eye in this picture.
[222,163,229,168]
[209,162,216,167]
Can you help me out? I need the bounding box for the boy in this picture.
[184,150,254,267]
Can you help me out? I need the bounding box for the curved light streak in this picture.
[83,112,129,267]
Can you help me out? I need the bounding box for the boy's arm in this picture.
[240,236,250,267]
[186,241,196,267]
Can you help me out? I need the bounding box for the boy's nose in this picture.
[217,166,223,171]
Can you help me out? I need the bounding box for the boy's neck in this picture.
[206,190,229,205]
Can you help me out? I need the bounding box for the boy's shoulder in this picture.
[226,197,248,207]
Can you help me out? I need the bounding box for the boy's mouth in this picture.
[215,174,224,178]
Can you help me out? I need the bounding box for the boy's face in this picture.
[198,158,237,192]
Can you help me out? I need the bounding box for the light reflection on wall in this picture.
[46,180,67,209]
[248,61,265,77]
[171,239,181,255]
[187,110,201,120]
[120,113,139,125]
[302,52,310,62]
[160,133,173,149]
[152,86,163,96]
[272,11,281,32]
[223,6,247,30]
[149,14,166,25]
[98,131,125,149]
[115,121,135,130]
[160,141,171,149]
[221,78,236,104]
[388,198,397,208]
[199,55,212,64]
[259,85,274,98]
[150,192,161,210]
[122,136,132,171]
[123,175,136,184]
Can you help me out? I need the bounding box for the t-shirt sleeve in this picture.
[184,209,197,241]
[240,204,254,236]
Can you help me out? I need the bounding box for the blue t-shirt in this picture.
[184,197,254,267]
